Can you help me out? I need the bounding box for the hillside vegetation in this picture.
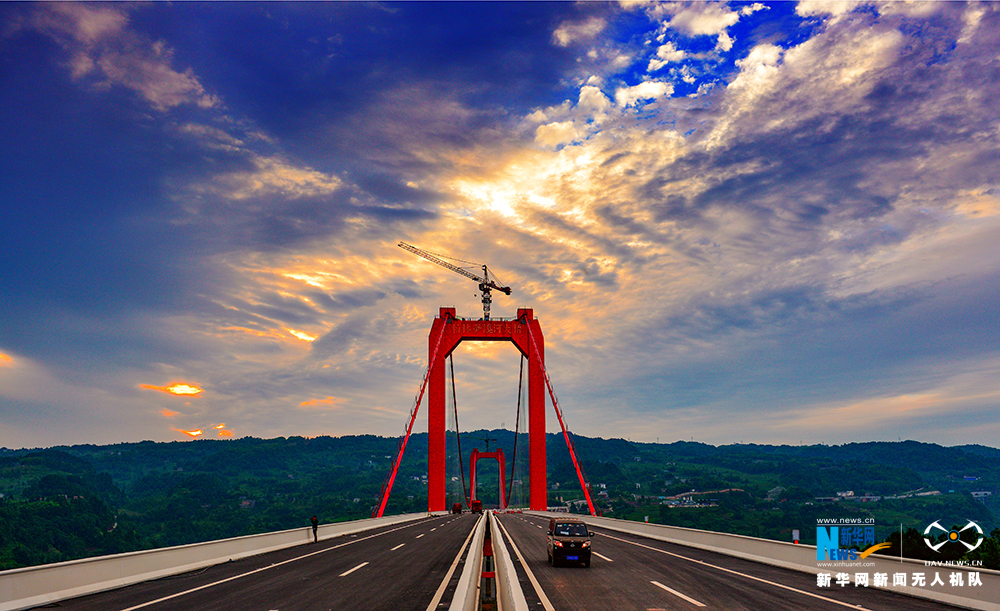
[1,434,997,570]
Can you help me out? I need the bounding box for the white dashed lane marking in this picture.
[339,562,368,577]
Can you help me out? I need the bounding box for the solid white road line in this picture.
[391,543,405,551]
[493,516,555,611]
[592,551,613,562]
[599,532,873,611]
[651,581,705,607]
[339,562,369,577]
[424,514,483,611]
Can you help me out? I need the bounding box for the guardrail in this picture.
[0,512,433,611]
[529,511,1000,611]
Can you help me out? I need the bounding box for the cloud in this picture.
[648,42,687,72]
[535,121,580,148]
[3,3,1000,449]
[614,80,674,107]
[553,17,607,47]
[299,396,347,410]
[796,1,869,19]
[667,3,742,36]
[29,4,218,110]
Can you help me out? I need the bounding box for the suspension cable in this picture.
[450,353,470,506]
[373,312,451,518]
[525,322,597,516]
[504,354,524,508]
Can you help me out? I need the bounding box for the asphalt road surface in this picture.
[46,513,480,611]
[494,513,970,611]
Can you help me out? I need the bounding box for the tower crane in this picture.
[399,242,512,320]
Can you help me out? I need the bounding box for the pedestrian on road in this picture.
[311,515,319,543]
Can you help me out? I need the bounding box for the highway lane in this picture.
[495,513,969,611]
[48,513,480,611]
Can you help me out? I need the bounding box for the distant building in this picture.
[972,491,992,499]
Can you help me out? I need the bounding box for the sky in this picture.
[1,1,999,451]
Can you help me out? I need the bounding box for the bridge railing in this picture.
[0,512,432,611]
[529,511,1000,611]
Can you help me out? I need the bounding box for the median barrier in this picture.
[489,511,529,611]
[529,511,1000,611]
[0,512,434,611]
[449,512,487,611]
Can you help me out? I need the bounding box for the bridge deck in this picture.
[38,512,975,611]
[49,514,476,611]
[496,513,969,611]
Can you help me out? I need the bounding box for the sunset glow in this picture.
[141,383,203,396]
[172,428,203,438]
[0,354,12,367]
[299,396,345,408]
[286,329,317,342]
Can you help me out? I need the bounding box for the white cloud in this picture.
[648,41,686,72]
[667,3,741,36]
[740,3,768,17]
[577,85,612,117]
[553,17,606,47]
[716,31,734,52]
[535,121,580,148]
[795,1,869,18]
[614,80,674,107]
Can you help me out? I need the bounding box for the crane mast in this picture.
[399,242,512,320]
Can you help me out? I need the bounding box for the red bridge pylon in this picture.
[374,307,595,517]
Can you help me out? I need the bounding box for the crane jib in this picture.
[399,241,512,319]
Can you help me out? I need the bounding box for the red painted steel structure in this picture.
[469,448,506,510]
[427,307,547,512]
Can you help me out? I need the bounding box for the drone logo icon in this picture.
[923,520,984,552]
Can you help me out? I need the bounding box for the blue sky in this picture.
[1,2,999,449]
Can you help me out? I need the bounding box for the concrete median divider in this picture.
[449,512,487,611]
[448,511,529,611]
[529,511,1000,611]
[0,512,435,611]
[490,511,529,611]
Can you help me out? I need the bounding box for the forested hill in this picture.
[1,434,997,570]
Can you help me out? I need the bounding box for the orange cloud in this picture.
[160,408,181,418]
[141,382,203,396]
[172,427,203,438]
[217,429,234,437]
[0,353,12,367]
[299,396,346,409]
[286,328,317,342]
